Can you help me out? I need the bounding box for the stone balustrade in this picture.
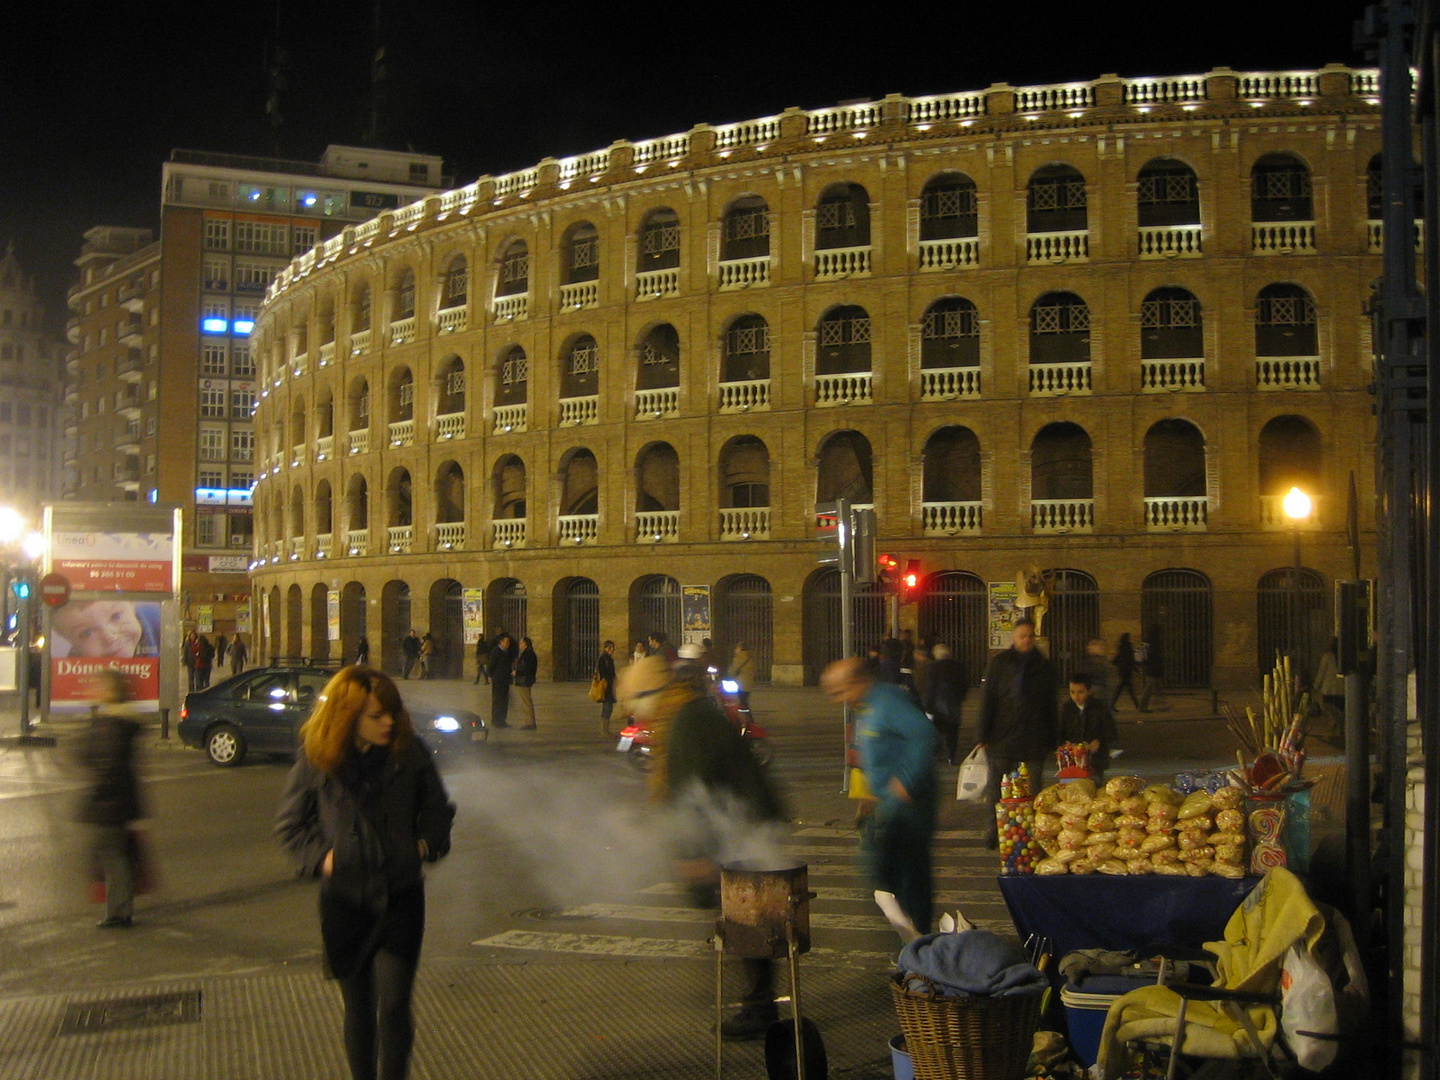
[493,403,528,433]
[493,519,527,548]
[291,353,308,378]
[635,510,679,543]
[1145,496,1208,531]
[635,268,679,299]
[1030,361,1092,395]
[920,367,981,400]
[718,256,771,290]
[918,237,980,270]
[348,428,369,455]
[436,412,465,440]
[349,328,372,355]
[388,419,415,447]
[346,528,369,556]
[814,245,871,279]
[1137,225,1203,258]
[635,386,679,418]
[1252,222,1316,254]
[315,533,333,559]
[1141,358,1205,392]
[719,379,770,413]
[291,444,304,467]
[318,342,335,367]
[387,525,414,553]
[435,522,466,550]
[922,502,983,534]
[1255,357,1321,389]
[1032,499,1094,532]
[559,395,599,426]
[558,514,599,546]
[289,536,304,561]
[559,281,599,310]
[719,507,770,541]
[1027,230,1089,263]
[815,372,872,406]
[437,307,468,334]
[493,294,528,322]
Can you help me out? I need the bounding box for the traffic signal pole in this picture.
[15,582,30,738]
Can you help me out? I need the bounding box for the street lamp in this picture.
[1282,486,1313,681]
[0,507,45,738]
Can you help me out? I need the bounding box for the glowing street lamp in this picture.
[1282,487,1312,679]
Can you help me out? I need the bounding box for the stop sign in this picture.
[38,572,71,608]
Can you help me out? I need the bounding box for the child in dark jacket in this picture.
[1058,673,1119,781]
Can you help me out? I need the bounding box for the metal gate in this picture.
[488,579,528,644]
[1141,569,1213,688]
[632,575,681,648]
[559,578,600,680]
[428,580,464,679]
[341,582,366,664]
[1256,567,1326,686]
[717,575,773,682]
[1043,568,1099,686]
[309,584,330,661]
[918,571,987,687]
[802,568,888,683]
[286,584,304,658]
[381,580,411,675]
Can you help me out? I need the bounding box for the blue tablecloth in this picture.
[998,875,1260,959]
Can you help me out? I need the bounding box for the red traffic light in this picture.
[899,560,922,599]
[878,553,900,572]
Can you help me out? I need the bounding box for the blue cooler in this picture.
[1061,973,1152,1068]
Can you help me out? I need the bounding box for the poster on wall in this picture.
[988,581,1019,649]
[51,531,174,593]
[682,585,711,647]
[235,601,252,635]
[462,588,484,645]
[327,590,340,642]
[196,604,214,633]
[48,599,163,707]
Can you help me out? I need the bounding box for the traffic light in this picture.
[10,578,29,601]
[877,553,899,574]
[899,560,922,603]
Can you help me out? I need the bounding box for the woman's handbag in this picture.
[588,675,607,702]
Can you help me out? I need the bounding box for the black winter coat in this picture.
[512,648,537,687]
[977,647,1059,761]
[487,645,515,686]
[77,713,143,826]
[926,657,968,721]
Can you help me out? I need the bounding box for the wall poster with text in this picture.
[988,581,1020,649]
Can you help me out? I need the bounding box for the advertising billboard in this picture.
[51,530,174,593]
[49,599,163,705]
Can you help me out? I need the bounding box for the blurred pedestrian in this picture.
[230,632,249,675]
[354,635,369,668]
[417,633,435,680]
[193,633,214,689]
[1111,632,1144,712]
[926,643,968,764]
[275,666,455,1080]
[511,637,538,729]
[1079,638,1118,709]
[401,630,421,680]
[215,634,229,669]
[976,618,1058,848]
[596,640,617,735]
[182,629,198,691]
[729,641,754,712]
[487,633,514,727]
[473,636,490,685]
[77,670,145,929]
[822,656,937,941]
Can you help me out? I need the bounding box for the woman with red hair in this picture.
[275,666,454,1080]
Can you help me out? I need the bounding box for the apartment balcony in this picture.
[348,428,370,455]
[389,317,416,346]
[493,294,529,322]
[1029,361,1092,395]
[113,460,141,483]
[922,501,983,535]
[116,350,143,381]
[559,395,599,427]
[289,536,305,561]
[636,268,679,299]
[493,519,527,549]
[318,342,335,367]
[635,510,679,544]
[719,507,770,541]
[387,525,414,554]
[918,237,980,270]
[559,281,599,310]
[388,419,415,447]
[718,379,770,413]
[1252,222,1316,255]
[1145,496,1208,531]
[115,435,141,455]
[118,284,145,312]
[814,245,871,280]
[436,412,465,440]
[1141,358,1205,392]
[64,384,78,404]
[1260,495,1323,530]
[435,522,466,551]
[350,328,372,355]
[920,366,981,401]
[346,529,370,556]
[291,443,305,467]
[1027,230,1089,263]
[718,256,771,290]
[1255,357,1321,390]
[558,514,599,546]
[635,386,679,419]
[1031,499,1094,533]
[1137,225,1203,258]
[66,316,81,344]
[814,371,872,407]
[315,533,333,559]
[493,403,528,433]
[1367,219,1424,253]
[290,353,308,378]
[437,306,468,335]
[116,400,143,421]
[315,435,335,462]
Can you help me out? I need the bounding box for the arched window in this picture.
[816,306,871,374]
[1029,292,1090,366]
[638,208,680,271]
[315,480,333,536]
[922,427,982,502]
[346,474,369,531]
[289,395,306,448]
[917,571,988,687]
[921,297,979,368]
[352,283,371,332]
[1043,569,1101,685]
[440,255,467,309]
[289,484,304,538]
[561,334,599,398]
[1143,419,1206,497]
[434,461,465,524]
[715,574,774,682]
[631,575,682,649]
[1256,567,1326,685]
[635,442,679,512]
[636,324,680,390]
[435,356,465,418]
[487,578,528,643]
[1031,422,1093,500]
[563,222,600,283]
[920,173,978,240]
[496,345,528,405]
[1367,154,1383,220]
[1140,287,1203,359]
[388,367,414,423]
[316,390,334,439]
[559,448,598,515]
[815,183,870,249]
[1136,158,1200,227]
[348,378,369,433]
[497,239,529,296]
[722,196,770,260]
[493,455,527,520]
[386,467,412,526]
[720,436,770,509]
[393,269,416,320]
[1027,165,1087,232]
[1255,284,1317,356]
[1258,415,1323,520]
[816,430,873,504]
[723,315,770,383]
[1251,153,1312,221]
[1142,570,1213,688]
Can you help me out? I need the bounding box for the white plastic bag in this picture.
[1280,942,1339,1071]
[956,745,989,803]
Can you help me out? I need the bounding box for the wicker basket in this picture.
[890,973,1042,1080]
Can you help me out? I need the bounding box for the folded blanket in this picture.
[899,929,1048,997]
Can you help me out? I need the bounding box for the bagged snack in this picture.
[1058,829,1089,850]
[1038,838,1061,858]
[1126,857,1154,873]
[1059,779,1097,803]
[1211,786,1244,811]
[1211,861,1246,879]
[1085,841,1118,861]
[1089,793,1121,815]
[1146,819,1178,836]
[1178,791,1215,820]
[1086,812,1118,833]
[1104,776,1146,800]
[1215,808,1245,833]
[1184,862,1210,877]
[1143,785,1183,806]
[1096,858,1130,875]
[1177,829,1211,851]
[1086,830,1119,846]
[1179,846,1216,864]
[1115,813,1147,829]
[1153,861,1189,875]
[1150,848,1181,867]
[1119,796,1147,816]
[1034,785,1065,814]
[1208,830,1246,848]
[1054,847,1086,864]
[1214,843,1246,866]
[1147,801,1180,821]
[1034,812,1063,838]
[1035,857,1069,876]
[1069,858,1097,875]
[1140,833,1177,854]
[1116,827,1147,849]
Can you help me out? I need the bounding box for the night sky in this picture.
[3,0,1371,330]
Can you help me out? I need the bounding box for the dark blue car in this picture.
[178,664,485,766]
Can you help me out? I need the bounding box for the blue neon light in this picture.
[233,319,254,335]
[202,317,228,333]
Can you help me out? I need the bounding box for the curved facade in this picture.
[250,65,1388,687]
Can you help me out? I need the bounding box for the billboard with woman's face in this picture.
[49,600,162,705]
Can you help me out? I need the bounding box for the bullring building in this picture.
[248,64,1387,691]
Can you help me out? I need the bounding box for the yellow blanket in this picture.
[1096,867,1323,1079]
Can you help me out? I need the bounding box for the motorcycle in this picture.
[616,677,772,771]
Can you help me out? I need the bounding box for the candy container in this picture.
[996,795,1038,875]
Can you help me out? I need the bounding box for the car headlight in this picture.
[720,680,740,694]
[431,716,461,733]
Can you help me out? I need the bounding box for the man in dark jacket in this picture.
[195,634,214,689]
[401,630,421,679]
[511,637,539,729]
[487,633,515,727]
[925,643,968,764]
[976,618,1058,847]
[77,671,145,928]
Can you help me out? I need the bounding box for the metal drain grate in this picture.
[60,990,203,1035]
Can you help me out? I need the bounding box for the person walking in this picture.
[487,633,514,727]
[1079,638,1118,710]
[77,670,145,929]
[975,618,1059,848]
[472,636,490,685]
[1058,672,1119,782]
[400,630,421,680]
[215,634,229,670]
[182,630,198,691]
[354,635,370,668]
[195,633,215,689]
[1111,632,1144,712]
[417,633,435,680]
[275,666,455,1080]
[821,656,938,941]
[511,637,538,729]
[229,632,249,676]
[926,643,968,765]
[596,640,618,735]
[729,641,754,712]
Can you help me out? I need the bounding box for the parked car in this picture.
[178,663,486,767]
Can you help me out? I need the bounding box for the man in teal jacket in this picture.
[822,656,937,938]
